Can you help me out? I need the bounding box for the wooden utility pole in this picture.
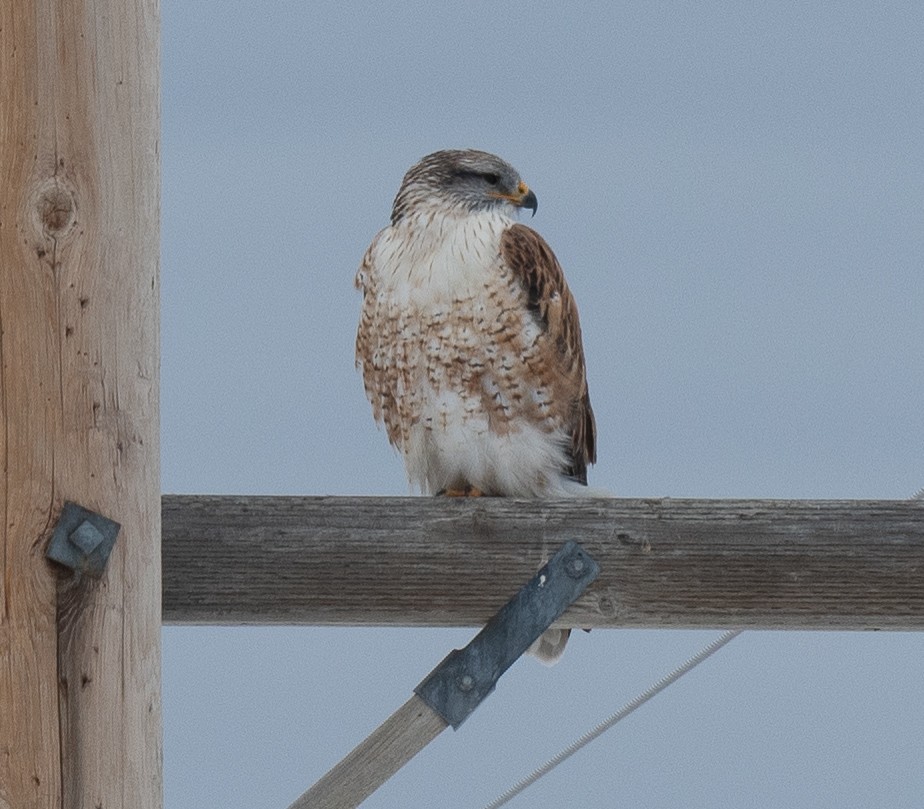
[0,3,161,808]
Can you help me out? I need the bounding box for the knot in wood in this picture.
[35,177,77,238]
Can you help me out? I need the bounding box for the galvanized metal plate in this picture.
[46,501,120,576]
[415,540,599,728]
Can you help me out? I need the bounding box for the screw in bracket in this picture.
[457,674,475,693]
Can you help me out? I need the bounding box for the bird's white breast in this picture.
[359,210,582,497]
[373,210,507,305]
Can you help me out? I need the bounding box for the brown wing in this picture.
[500,223,596,484]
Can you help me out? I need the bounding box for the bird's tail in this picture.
[527,628,571,665]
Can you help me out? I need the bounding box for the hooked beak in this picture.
[491,181,538,217]
[518,186,538,217]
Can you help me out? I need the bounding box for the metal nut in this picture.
[565,555,586,579]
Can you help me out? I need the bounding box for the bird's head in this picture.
[391,149,538,224]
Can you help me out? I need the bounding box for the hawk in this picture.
[355,149,597,661]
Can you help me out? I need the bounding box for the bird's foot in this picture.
[436,485,485,497]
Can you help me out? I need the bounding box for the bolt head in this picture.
[565,555,586,578]
[69,520,105,555]
[458,674,475,692]
[47,502,121,577]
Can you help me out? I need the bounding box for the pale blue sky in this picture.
[161,3,923,807]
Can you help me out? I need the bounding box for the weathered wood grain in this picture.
[0,2,161,808]
[289,694,447,809]
[162,496,924,629]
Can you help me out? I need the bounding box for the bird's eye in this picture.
[483,173,500,185]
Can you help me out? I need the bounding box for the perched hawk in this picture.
[355,149,597,661]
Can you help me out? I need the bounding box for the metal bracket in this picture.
[46,501,120,576]
[414,540,599,729]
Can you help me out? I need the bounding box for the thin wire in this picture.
[481,629,743,809]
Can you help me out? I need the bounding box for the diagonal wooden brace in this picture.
[290,540,599,809]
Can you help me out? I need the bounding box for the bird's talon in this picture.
[437,485,485,497]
